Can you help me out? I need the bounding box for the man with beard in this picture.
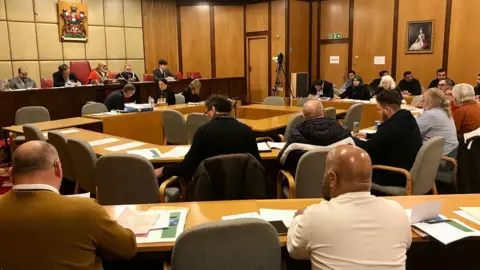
[116,64,140,82]
[354,90,422,188]
[287,145,411,270]
[428,68,455,89]
[398,71,422,95]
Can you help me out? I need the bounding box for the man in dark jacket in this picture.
[156,95,261,181]
[309,80,334,98]
[279,100,351,171]
[153,59,176,82]
[369,70,389,88]
[53,64,81,87]
[398,71,422,95]
[428,68,455,89]
[355,90,422,188]
[104,84,136,111]
[475,73,480,96]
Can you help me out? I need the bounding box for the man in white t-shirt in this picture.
[287,145,411,270]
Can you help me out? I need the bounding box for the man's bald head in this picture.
[97,62,107,71]
[18,67,28,79]
[302,100,324,119]
[323,145,372,199]
[10,141,62,187]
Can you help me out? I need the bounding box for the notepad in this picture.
[267,142,286,150]
[88,138,119,146]
[161,146,191,158]
[105,141,145,151]
[126,148,162,160]
[257,142,271,152]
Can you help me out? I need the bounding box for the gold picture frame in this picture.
[406,20,434,54]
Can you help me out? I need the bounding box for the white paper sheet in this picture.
[136,208,189,243]
[105,141,145,152]
[59,129,79,134]
[257,142,271,152]
[407,201,443,224]
[161,146,191,158]
[88,138,119,146]
[459,207,480,222]
[126,148,162,160]
[65,192,90,198]
[360,129,376,134]
[267,142,286,150]
[374,56,385,65]
[221,212,262,220]
[116,208,160,235]
[90,111,119,116]
[413,219,480,245]
[259,209,296,227]
[329,56,340,64]
[454,210,480,225]
[149,210,171,229]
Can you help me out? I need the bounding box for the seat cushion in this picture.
[371,183,406,196]
[165,187,181,203]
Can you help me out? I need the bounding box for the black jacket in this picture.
[339,85,371,100]
[309,81,334,98]
[398,78,422,95]
[369,78,382,87]
[279,117,351,171]
[116,72,139,82]
[52,71,79,87]
[163,115,261,180]
[428,78,455,89]
[373,86,404,99]
[182,87,201,103]
[153,68,176,81]
[104,90,125,111]
[355,110,423,187]
[157,88,176,105]
[475,85,480,96]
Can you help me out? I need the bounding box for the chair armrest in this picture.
[372,165,413,195]
[277,134,285,142]
[441,156,458,191]
[160,176,179,203]
[277,170,296,199]
[256,136,274,142]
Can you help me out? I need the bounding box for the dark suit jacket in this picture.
[104,90,125,111]
[115,72,139,82]
[398,78,422,95]
[53,71,79,87]
[428,78,455,89]
[339,85,371,100]
[309,81,334,98]
[153,68,176,81]
[157,88,176,105]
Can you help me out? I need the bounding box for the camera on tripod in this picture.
[274,53,284,65]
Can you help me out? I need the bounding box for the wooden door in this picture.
[247,37,268,103]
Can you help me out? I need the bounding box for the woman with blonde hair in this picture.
[373,75,403,98]
[452,83,480,134]
[416,88,458,155]
[182,79,202,103]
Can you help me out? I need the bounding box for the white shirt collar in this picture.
[12,184,59,194]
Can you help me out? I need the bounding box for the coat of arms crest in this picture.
[59,3,88,42]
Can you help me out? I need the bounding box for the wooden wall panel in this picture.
[352,0,394,84]
[214,6,244,78]
[311,1,318,81]
[142,0,178,74]
[320,0,350,39]
[246,2,268,32]
[288,0,309,74]
[180,6,211,78]
[320,44,348,88]
[448,0,480,85]
[271,0,286,94]
[396,0,445,88]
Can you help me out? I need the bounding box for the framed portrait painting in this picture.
[406,20,434,54]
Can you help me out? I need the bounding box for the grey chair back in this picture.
[421,87,425,94]
[263,96,285,106]
[15,106,50,125]
[23,124,46,142]
[68,138,97,194]
[295,149,330,198]
[172,219,281,270]
[343,103,363,130]
[162,110,188,144]
[411,95,422,106]
[81,102,108,115]
[175,94,186,104]
[95,154,160,205]
[410,136,445,195]
[48,131,75,182]
[296,98,310,107]
[324,107,337,119]
[186,113,208,143]
[284,113,305,142]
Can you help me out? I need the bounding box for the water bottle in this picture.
[148,96,154,108]
[374,121,381,130]
[353,121,359,135]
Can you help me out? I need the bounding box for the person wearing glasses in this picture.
[104,83,136,111]
[155,95,260,181]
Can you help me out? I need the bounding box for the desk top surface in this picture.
[2,117,102,134]
[103,194,480,252]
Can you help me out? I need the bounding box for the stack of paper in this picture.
[221,209,297,228]
[222,212,262,220]
[126,148,162,160]
[116,208,161,235]
[105,141,145,151]
[134,208,189,243]
[257,142,271,152]
[89,138,119,146]
[267,142,286,150]
[161,146,191,158]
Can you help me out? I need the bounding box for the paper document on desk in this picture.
[454,210,480,225]
[148,210,171,229]
[267,142,286,150]
[105,141,145,151]
[116,208,161,235]
[59,129,80,134]
[407,201,443,224]
[136,208,189,243]
[89,138,119,146]
[161,146,191,158]
[259,209,296,227]
[257,142,271,152]
[90,111,119,116]
[222,212,262,220]
[459,207,480,222]
[127,148,162,160]
[413,219,480,245]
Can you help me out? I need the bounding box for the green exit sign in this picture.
[328,33,335,39]
[335,33,342,39]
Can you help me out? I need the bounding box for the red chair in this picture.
[187,72,202,79]
[172,72,183,80]
[40,78,53,88]
[70,61,92,85]
[109,72,119,79]
[144,74,154,81]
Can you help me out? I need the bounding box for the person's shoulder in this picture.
[375,197,409,219]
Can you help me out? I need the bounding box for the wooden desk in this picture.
[62,128,279,163]
[103,194,480,252]
[2,117,103,134]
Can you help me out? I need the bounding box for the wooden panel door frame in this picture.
[246,35,269,103]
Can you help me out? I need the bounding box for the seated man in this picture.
[369,70,389,87]
[288,145,411,269]
[155,95,260,181]
[475,73,480,96]
[308,80,334,98]
[278,99,351,171]
[339,70,356,91]
[355,90,422,188]
[104,83,136,111]
[116,64,140,82]
[428,68,455,89]
[0,141,136,270]
[53,64,81,87]
[9,67,37,89]
[398,71,422,96]
[153,59,176,81]
[88,62,112,84]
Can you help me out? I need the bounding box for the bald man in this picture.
[8,67,37,90]
[88,62,112,84]
[0,141,136,270]
[278,99,351,171]
[116,64,139,82]
[287,145,411,270]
